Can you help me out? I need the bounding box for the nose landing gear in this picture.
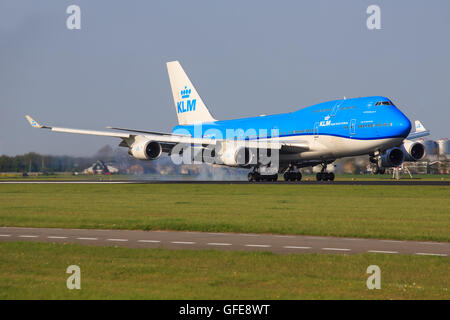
[369,152,386,175]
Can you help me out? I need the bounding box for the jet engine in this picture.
[129,140,162,160]
[401,140,426,161]
[218,142,256,167]
[380,147,404,168]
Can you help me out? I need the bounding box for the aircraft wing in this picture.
[26,115,296,151]
[407,120,430,140]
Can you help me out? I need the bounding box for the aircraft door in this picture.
[349,119,356,135]
[314,122,319,139]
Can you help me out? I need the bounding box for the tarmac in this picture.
[1,227,448,257]
[0,180,448,186]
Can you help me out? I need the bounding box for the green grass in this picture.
[0,184,449,241]
[0,242,448,299]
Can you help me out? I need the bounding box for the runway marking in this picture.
[0,234,11,237]
[245,244,271,248]
[322,247,351,251]
[274,235,295,238]
[19,235,38,238]
[419,242,443,245]
[137,240,161,243]
[207,243,232,246]
[47,236,68,239]
[306,236,330,240]
[368,250,398,254]
[171,241,196,244]
[415,253,447,257]
[107,239,128,242]
[76,237,98,240]
[283,246,311,249]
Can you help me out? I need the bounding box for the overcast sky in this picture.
[1,0,449,156]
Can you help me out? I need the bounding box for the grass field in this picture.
[0,242,448,299]
[0,184,449,241]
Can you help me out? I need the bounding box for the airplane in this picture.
[26,60,430,182]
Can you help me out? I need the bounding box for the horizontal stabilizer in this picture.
[408,120,430,139]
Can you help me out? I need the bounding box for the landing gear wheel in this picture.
[316,173,322,181]
[328,172,335,181]
[284,172,298,182]
[372,166,380,175]
[248,172,254,182]
[378,168,386,175]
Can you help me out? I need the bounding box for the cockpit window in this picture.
[375,101,393,106]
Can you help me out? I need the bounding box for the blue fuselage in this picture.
[172,96,412,142]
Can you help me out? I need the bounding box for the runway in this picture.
[0,227,448,257]
[0,180,448,186]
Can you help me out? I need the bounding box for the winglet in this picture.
[25,115,43,128]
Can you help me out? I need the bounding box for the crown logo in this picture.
[181,86,191,99]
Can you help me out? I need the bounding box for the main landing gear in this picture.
[248,171,278,182]
[316,171,335,181]
[283,165,302,182]
[316,163,335,181]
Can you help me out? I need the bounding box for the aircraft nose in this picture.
[394,110,412,138]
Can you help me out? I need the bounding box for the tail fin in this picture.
[167,61,216,125]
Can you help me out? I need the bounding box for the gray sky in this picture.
[1,0,449,156]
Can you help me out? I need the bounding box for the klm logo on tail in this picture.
[177,86,196,114]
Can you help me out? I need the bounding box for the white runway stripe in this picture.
[0,234,11,237]
[283,246,311,249]
[322,247,350,251]
[171,241,196,244]
[137,240,161,243]
[47,236,68,239]
[107,239,128,242]
[76,237,98,240]
[245,244,271,248]
[19,235,38,238]
[207,243,232,246]
[415,252,447,257]
[368,250,398,254]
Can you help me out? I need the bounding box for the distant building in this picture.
[437,138,449,157]
[83,160,119,175]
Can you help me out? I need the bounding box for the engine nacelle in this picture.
[380,147,404,168]
[129,140,162,160]
[218,142,256,167]
[401,140,426,161]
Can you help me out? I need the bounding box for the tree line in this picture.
[0,152,94,173]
